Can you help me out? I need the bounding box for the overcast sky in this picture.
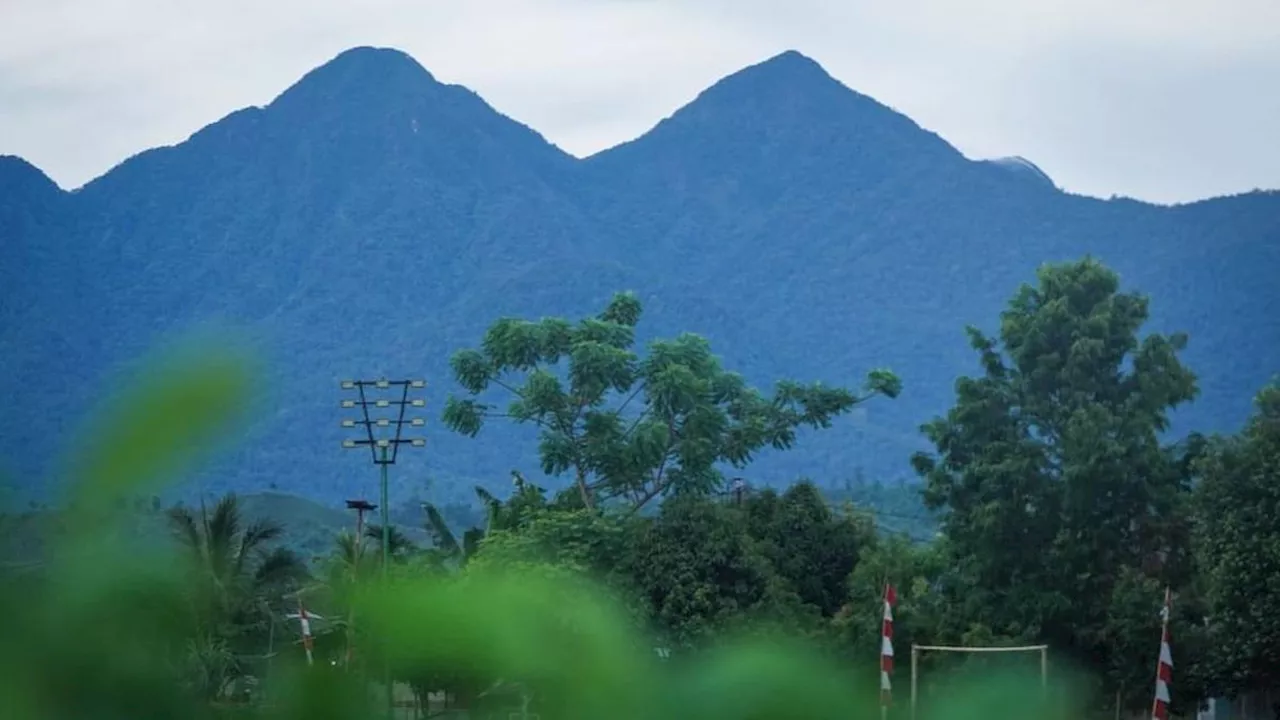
[2,0,1277,204]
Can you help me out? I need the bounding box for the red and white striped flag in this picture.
[881,583,897,707]
[1151,587,1173,720]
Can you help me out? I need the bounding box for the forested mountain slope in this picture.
[2,47,1276,508]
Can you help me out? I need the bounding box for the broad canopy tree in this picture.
[1192,381,1280,697]
[443,291,900,512]
[911,258,1199,704]
[740,481,876,619]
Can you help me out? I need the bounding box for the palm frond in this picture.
[423,503,460,556]
[167,506,204,559]
[461,527,485,565]
[474,486,499,507]
[387,525,417,556]
[206,494,241,581]
[475,486,504,533]
[333,530,362,567]
[364,524,417,558]
[253,547,309,591]
[235,517,285,578]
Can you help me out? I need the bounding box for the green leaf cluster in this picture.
[443,291,898,511]
[1191,380,1280,696]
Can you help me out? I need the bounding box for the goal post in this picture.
[909,644,1049,720]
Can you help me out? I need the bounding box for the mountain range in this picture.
[2,46,1277,511]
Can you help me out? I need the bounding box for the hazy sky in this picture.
[2,0,1277,204]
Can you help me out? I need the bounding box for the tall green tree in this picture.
[911,258,1198,699]
[620,494,780,649]
[837,533,948,673]
[742,481,876,618]
[443,292,899,511]
[1193,380,1280,697]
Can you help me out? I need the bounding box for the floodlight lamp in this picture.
[341,420,356,428]
[341,400,356,408]
[410,380,426,389]
[342,440,357,449]
[375,400,390,408]
[375,379,390,389]
[376,419,390,427]
[410,439,426,447]
[410,399,425,407]
[410,418,425,427]
[376,439,390,448]
[340,380,355,390]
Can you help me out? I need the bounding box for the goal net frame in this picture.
[909,643,1049,720]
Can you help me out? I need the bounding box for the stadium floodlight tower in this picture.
[340,378,426,720]
[339,378,427,578]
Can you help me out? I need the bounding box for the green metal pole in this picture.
[379,445,392,720]
[380,447,390,579]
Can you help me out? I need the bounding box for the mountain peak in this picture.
[591,48,962,172]
[272,46,438,108]
[712,49,843,98]
[754,50,831,77]
[0,155,62,196]
[322,46,434,81]
[672,48,925,133]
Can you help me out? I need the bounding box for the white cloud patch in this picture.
[1,0,1276,202]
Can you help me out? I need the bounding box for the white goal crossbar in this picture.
[909,644,1049,720]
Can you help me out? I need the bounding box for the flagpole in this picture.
[1150,587,1173,720]
[881,582,897,720]
[881,574,889,720]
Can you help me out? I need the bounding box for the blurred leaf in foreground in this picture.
[0,335,256,720]
[63,334,256,513]
[360,567,660,720]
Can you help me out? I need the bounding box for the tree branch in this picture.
[491,378,527,399]
[621,408,652,440]
[626,467,675,517]
[616,382,646,416]
[480,412,551,431]
[626,416,679,516]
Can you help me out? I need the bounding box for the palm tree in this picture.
[310,521,419,672]
[362,523,418,564]
[421,483,539,570]
[167,493,309,611]
[167,493,309,696]
[422,502,480,570]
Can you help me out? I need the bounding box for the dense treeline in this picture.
[2,257,1276,719]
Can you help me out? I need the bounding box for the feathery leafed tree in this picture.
[443,291,900,512]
